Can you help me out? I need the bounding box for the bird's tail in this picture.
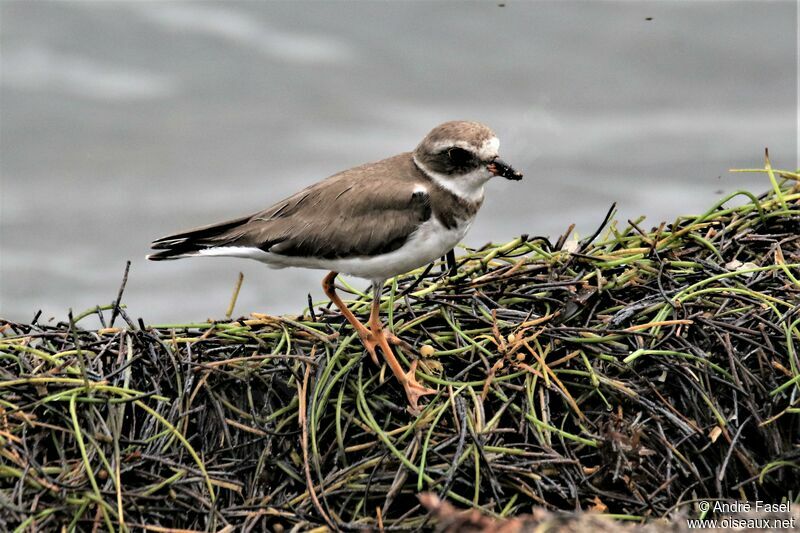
[148,215,251,261]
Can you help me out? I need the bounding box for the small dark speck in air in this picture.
[498,3,506,7]
[645,17,653,21]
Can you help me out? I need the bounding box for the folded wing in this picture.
[148,153,432,261]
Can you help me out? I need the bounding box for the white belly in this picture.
[195,216,473,282]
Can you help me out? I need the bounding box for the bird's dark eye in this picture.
[446,147,472,166]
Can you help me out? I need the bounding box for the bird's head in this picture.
[413,121,522,202]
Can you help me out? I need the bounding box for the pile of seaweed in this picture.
[1,158,799,532]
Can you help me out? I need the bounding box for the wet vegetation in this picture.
[1,155,798,531]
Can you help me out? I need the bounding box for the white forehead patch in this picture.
[429,136,500,161]
[478,137,500,160]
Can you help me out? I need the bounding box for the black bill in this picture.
[487,158,523,180]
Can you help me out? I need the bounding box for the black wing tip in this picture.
[147,251,174,261]
[150,238,186,250]
[148,239,200,260]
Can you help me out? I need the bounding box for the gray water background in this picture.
[1,0,797,323]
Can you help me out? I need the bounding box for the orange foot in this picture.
[403,360,437,414]
[384,330,408,347]
[360,327,407,365]
[360,330,382,366]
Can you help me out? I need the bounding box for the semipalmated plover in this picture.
[149,121,523,411]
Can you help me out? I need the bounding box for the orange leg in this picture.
[322,272,436,412]
[322,271,379,365]
[366,293,437,412]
